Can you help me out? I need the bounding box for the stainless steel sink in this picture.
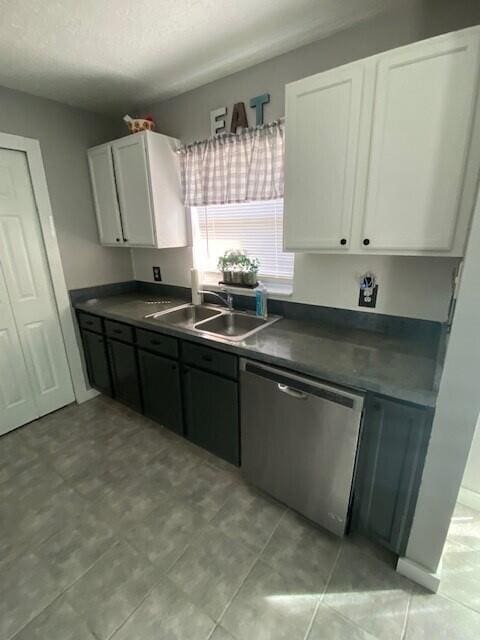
[145,304,223,328]
[145,303,280,341]
[196,311,280,341]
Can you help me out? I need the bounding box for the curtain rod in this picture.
[177,118,284,152]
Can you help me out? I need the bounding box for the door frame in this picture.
[0,131,97,405]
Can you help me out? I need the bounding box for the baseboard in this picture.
[457,486,480,512]
[396,557,441,592]
[75,388,100,404]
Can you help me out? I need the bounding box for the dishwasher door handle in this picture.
[242,359,364,411]
[277,383,308,399]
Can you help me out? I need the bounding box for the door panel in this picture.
[0,263,37,435]
[183,366,239,465]
[0,148,74,418]
[87,144,124,245]
[24,321,58,393]
[81,330,112,396]
[112,135,156,247]
[284,62,365,250]
[353,397,433,554]
[138,349,183,435]
[107,338,142,410]
[363,31,480,251]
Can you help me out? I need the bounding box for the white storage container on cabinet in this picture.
[284,26,480,257]
[88,131,187,249]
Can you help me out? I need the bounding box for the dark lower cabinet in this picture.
[138,349,183,435]
[352,396,433,555]
[80,329,112,396]
[78,310,432,555]
[183,365,240,465]
[107,338,142,410]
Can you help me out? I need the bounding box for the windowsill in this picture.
[200,272,293,299]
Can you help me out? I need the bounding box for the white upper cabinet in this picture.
[284,61,366,251]
[112,135,155,247]
[284,26,480,256]
[88,144,123,245]
[362,30,480,253]
[88,131,187,249]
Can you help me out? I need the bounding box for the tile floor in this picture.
[1,396,480,640]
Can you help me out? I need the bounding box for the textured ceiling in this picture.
[0,0,399,114]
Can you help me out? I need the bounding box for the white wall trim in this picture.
[0,131,93,405]
[458,486,480,512]
[396,557,442,593]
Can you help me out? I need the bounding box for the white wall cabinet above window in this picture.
[88,131,187,249]
[284,27,480,257]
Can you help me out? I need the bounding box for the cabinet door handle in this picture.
[116,238,120,242]
[363,238,370,246]
[202,355,213,363]
[340,238,347,246]
[150,339,162,346]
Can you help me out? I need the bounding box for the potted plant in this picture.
[217,249,260,286]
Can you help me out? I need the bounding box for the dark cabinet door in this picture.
[107,338,142,410]
[183,366,239,465]
[352,396,433,555]
[80,329,112,396]
[138,349,183,435]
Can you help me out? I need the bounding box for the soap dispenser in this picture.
[255,283,268,319]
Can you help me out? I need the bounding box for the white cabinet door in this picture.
[284,62,366,250]
[112,135,156,247]
[0,262,37,435]
[362,30,480,252]
[0,149,74,421]
[87,144,124,246]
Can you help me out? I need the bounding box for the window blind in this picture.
[191,199,294,280]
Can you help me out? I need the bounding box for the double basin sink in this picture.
[144,303,280,342]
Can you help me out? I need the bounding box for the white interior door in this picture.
[362,30,480,252]
[88,144,124,246]
[0,148,74,428]
[112,134,156,247]
[0,262,37,435]
[284,61,366,250]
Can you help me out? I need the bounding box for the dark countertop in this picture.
[74,293,440,408]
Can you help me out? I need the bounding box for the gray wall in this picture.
[0,85,133,290]
[404,183,480,575]
[462,415,480,499]
[130,0,480,322]
[139,0,480,143]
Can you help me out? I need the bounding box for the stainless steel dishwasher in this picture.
[240,359,365,536]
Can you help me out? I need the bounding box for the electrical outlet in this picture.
[359,284,378,308]
[152,266,162,282]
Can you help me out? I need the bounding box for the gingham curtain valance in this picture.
[178,121,284,206]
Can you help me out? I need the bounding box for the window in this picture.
[191,199,294,281]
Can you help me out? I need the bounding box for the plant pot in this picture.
[222,271,258,286]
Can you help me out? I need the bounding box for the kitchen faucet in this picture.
[197,288,234,311]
